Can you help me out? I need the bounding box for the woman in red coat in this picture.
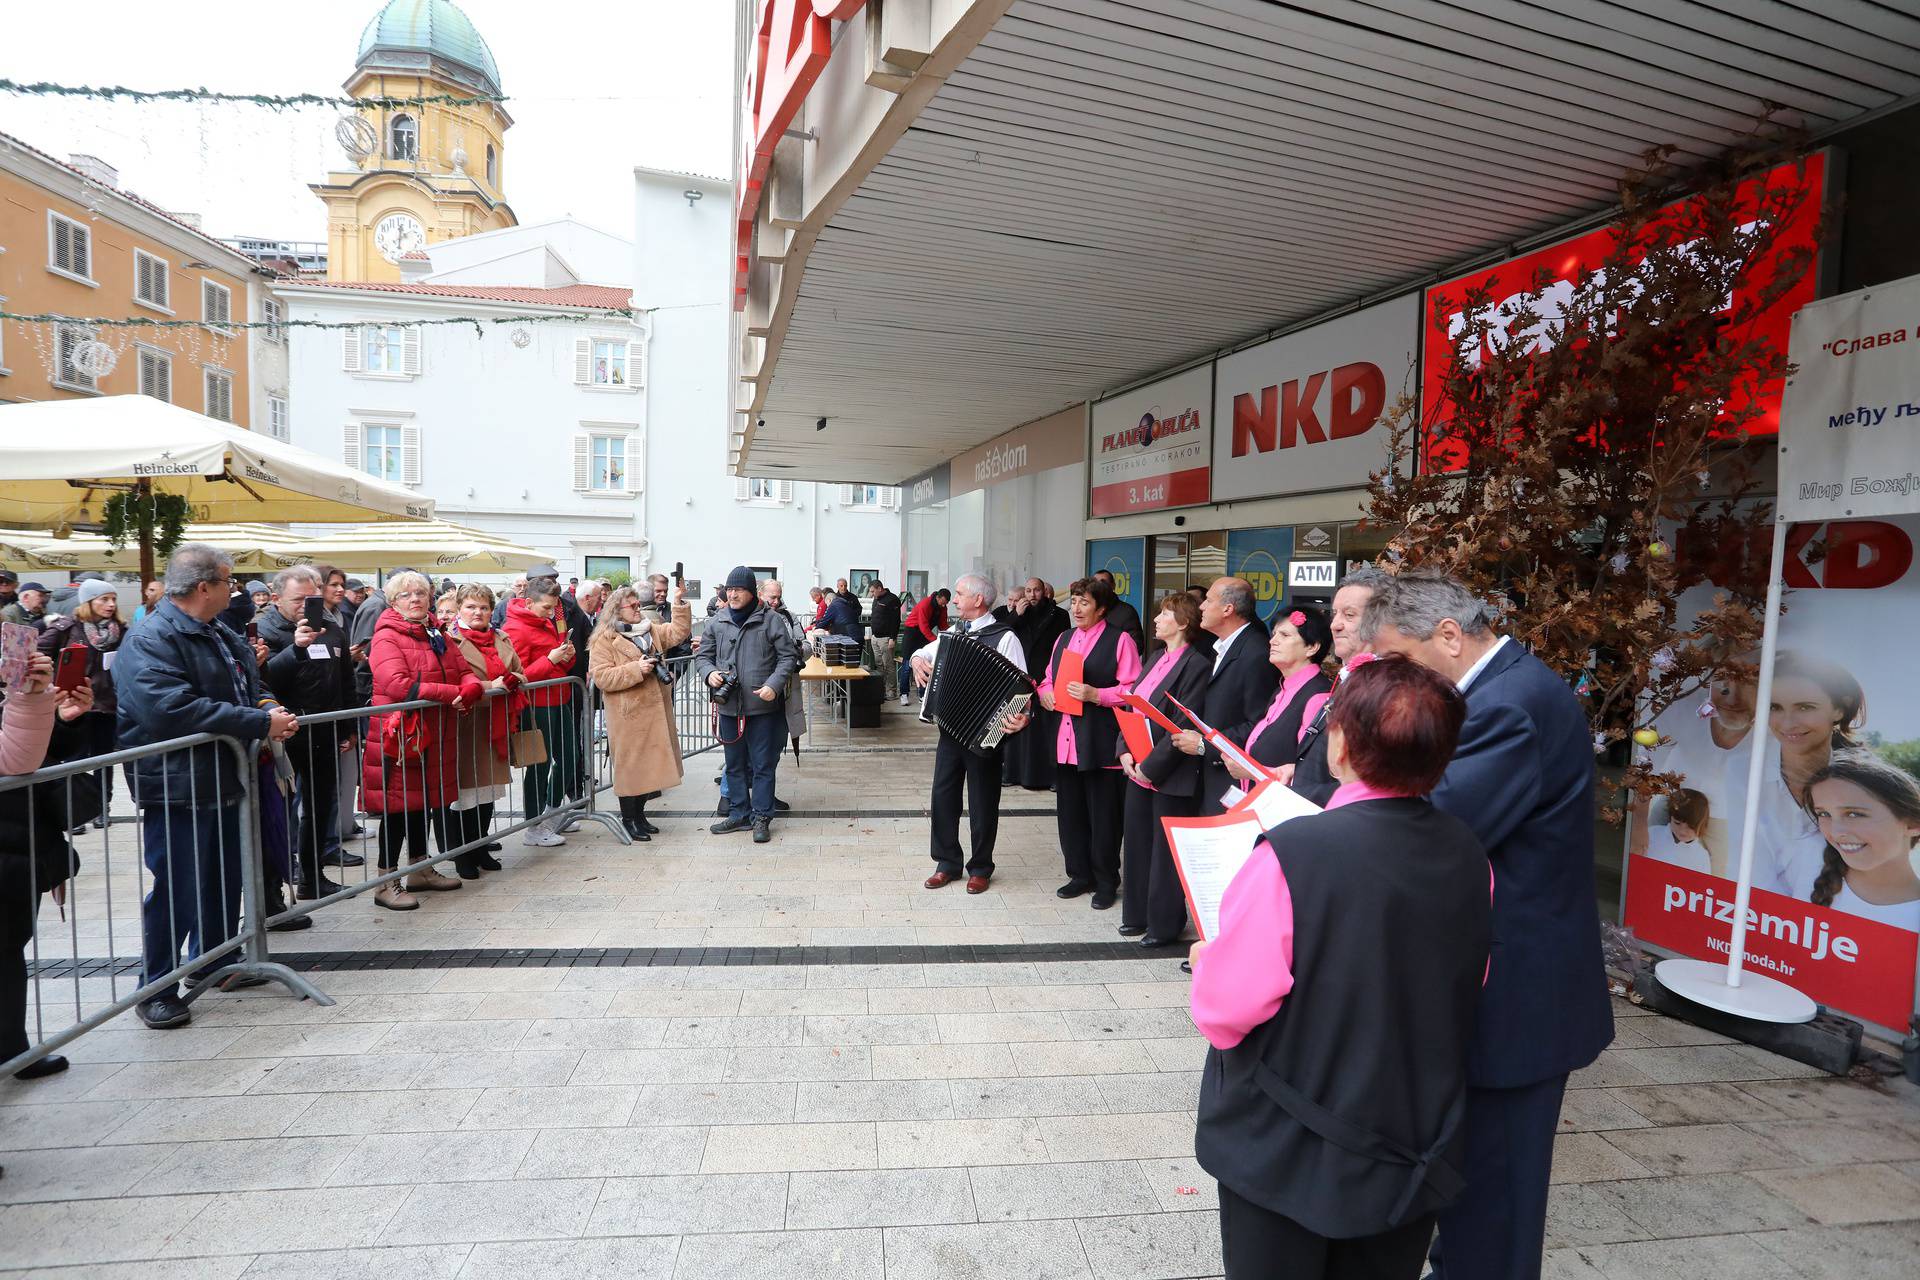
[363,571,482,911]
[502,576,580,847]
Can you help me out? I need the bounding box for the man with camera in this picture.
[696,566,797,844]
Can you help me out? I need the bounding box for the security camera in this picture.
[756,418,765,428]
[815,416,827,432]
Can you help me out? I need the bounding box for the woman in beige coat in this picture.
[589,582,692,840]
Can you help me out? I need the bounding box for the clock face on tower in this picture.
[373,213,426,264]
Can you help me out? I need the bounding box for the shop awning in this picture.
[288,520,547,576]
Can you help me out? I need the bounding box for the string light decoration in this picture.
[2,307,653,340]
[0,78,506,110]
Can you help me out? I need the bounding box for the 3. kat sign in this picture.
[733,0,868,308]
[1090,365,1212,517]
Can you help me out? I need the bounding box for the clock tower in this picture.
[311,0,517,282]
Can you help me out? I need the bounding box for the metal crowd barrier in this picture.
[2,662,720,1078]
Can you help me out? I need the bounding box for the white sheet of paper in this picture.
[1236,779,1322,830]
[306,644,332,659]
[1166,814,1266,942]
[1210,732,1267,780]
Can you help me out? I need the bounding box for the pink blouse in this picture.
[1121,645,1189,792]
[1039,620,1142,767]
[1244,664,1324,752]
[1189,780,1411,1049]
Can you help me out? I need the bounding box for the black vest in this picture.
[1246,671,1332,768]
[1195,798,1491,1239]
[1049,623,1123,771]
[1290,698,1339,806]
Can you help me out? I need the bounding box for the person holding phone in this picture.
[590,582,693,840]
[503,575,582,847]
[36,580,124,796]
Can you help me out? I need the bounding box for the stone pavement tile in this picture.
[786,1168,976,1229]
[606,988,745,1017]
[381,1176,601,1245]
[1591,1171,1810,1236]
[1748,1162,1920,1225]
[80,1056,284,1100]
[0,1192,216,1269]
[1095,1072,1202,1115]
[882,1219,1092,1280]
[1607,1046,1791,1086]
[1542,1247,1608,1279]
[1038,1112,1196,1163]
[1013,1040,1163,1078]
[701,1120,877,1173]
[1544,1184,1653,1249]
[672,1227,883,1280]
[222,1244,473,1279]
[989,985,1118,1013]
[1548,1132,1656,1184]
[951,1076,1109,1120]
[968,1160,1159,1222]
[0,1097,146,1150]
[1137,1158,1216,1212]
[801,1014,940,1046]
[100,1094,310,1145]
[130,1134,360,1195]
[586,1172,787,1235]
[1603,1122,1801,1176]
[1752,1220,1920,1279]
[517,1017,671,1051]
[0,1059,124,1105]
[214,1024,395,1059]
[159,1185,400,1257]
[557,967,689,991]
[724,1046,873,1083]
[1627,1014,1735,1047]
[1567,1231,1802,1280]
[243,1053,436,1095]
[1610,1082,1784,1127]
[1076,1210,1224,1280]
[1568,1052,1659,1089]
[283,1088,482,1137]
[924,962,1040,986]
[371,1021,532,1054]
[1060,1009,1198,1041]
[872,1042,1017,1081]
[330,993,487,1022]
[458,1084,640,1130]
[633,1081,797,1126]
[1737,1079,1907,1120]
[568,1047,730,1086]
[662,1015,805,1048]
[29,1259,253,1280]
[409,1050,583,1090]
[1557,1090,1654,1133]
[679,966,805,990]
[797,1079,955,1122]
[0,1140,175,1204]
[876,1117,1051,1168]
[865,987,994,1015]
[737,987,869,1016]
[1141,1038,1208,1073]
[805,964,927,989]
[463,992,617,1021]
[62,1026,250,1063]
[326,1129,538,1187]
[935,1012,1074,1043]
[428,968,567,992]
[462,1235,679,1280]
[1103,982,1195,1010]
[516,1125,708,1178]
[1742,1117,1920,1164]
[1035,961,1160,986]
[1729,1044,1830,1080]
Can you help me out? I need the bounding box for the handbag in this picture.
[509,727,548,767]
[380,678,428,763]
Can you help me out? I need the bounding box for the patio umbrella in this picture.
[292,519,548,575]
[1,525,314,576]
[0,395,432,581]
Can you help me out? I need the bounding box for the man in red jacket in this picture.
[899,588,951,706]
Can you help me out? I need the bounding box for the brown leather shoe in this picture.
[406,867,462,892]
[924,870,960,889]
[965,875,990,894]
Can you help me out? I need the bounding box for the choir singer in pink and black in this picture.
[1190,655,1490,1280]
[1037,577,1141,910]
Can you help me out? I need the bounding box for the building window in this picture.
[133,249,171,311]
[343,323,420,377]
[204,368,234,421]
[390,113,418,161]
[262,298,284,344]
[573,336,640,389]
[367,325,404,374]
[364,423,404,483]
[590,435,626,491]
[54,325,98,392]
[593,339,626,386]
[47,211,93,283]
[268,395,289,440]
[137,347,171,402]
[201,279,233,333]
[736,477,792,505]
[583,555,629,581]
[485,144,497,187]
[840,483,898,510]
[0,294,9,374]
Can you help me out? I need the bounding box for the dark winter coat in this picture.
[113,599,274,807]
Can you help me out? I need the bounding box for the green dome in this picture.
[356,0,502,97]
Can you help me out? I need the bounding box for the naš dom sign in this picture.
[734,0,868,308]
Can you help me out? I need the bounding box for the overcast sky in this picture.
[0,0,734,244]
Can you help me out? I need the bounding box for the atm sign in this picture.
[1288,561,1338,590]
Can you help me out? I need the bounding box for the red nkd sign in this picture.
[1624,855,1918,1030]
[1231,362,1386,456]
[1420,154,1825,468]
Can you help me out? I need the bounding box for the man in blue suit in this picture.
[1364,571,1614,1280]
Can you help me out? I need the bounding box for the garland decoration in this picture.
[2,308,651,340]
[103,491,192,558]
[0,78,505,110]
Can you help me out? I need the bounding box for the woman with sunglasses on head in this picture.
[589,580,693,841]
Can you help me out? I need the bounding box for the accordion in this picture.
[919,631,1034,755]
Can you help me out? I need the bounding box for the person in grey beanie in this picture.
[694,566,796,843]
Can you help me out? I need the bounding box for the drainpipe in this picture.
[810,481,820,588]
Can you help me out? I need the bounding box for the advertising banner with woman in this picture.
[1623,514,1920,1031]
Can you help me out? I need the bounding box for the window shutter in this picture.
[401,423,423,485]
[735,477,750,502]
[626,340,644,389]
[574,337,592,385]
[573,434,592,492]
[203,280,225,327]
[402,327,422,375]
[52,219,90,277]
[342,422,363,470]
[839,484,855,507]
[777,480,794,503]
[882,487,898,510]
[139,350,170,401]
[342,326,362,372]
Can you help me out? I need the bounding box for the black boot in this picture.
[454,850,484,880]
[475,803,503,868]
[618,796,651,842]
[635,796,659,836]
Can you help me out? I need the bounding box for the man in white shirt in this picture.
[1185,577,1276,814]
[913,574,1027,893]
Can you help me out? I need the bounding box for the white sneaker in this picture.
[522,825,565,847]
[900,694,911,705]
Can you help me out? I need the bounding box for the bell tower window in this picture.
[390,113,418,161]
[485,144,497,187]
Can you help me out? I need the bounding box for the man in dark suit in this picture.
[1172,577,1275,814]
[1289,564,1393,805]
[1364,571,1614,1280]
[1090,570,1144,654]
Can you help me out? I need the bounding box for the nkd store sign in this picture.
[1211,294,1419,502]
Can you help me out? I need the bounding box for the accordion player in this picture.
[919,631,1034,754]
